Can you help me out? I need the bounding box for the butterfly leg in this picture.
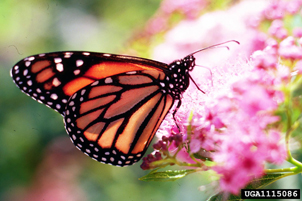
[172,99,182,132]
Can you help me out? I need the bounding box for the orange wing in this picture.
[10,51,168,115]
[64,70,173,166]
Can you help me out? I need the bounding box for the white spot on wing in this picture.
[50,93,58,100]
[25,61,31,67]
[56,63,64,72]
[23,69,28,76]
[69,101,75,106]
[27,80,33,86]
[64,52,73,58]
[52,77,61,87]
[74,69,80,75]
[126,71,137,74]
[56,104,61,109]
[71,93,77,99]
[28,56,35,61]
[105,77,113,84]
[54,58,62,63]
[76,60,84,67]
[91,81,99,86]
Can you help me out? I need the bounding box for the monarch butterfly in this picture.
[10,41,237,166]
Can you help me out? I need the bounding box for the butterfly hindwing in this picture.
[64,70,174,166]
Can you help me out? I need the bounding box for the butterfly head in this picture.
[169,55,196,73]
[183,55,196,71]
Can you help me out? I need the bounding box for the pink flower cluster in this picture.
[137,0,302,196]
[262,0,302,19]
[140,0,302,195]
[162,42,288,194]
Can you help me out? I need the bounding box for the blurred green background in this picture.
[0,0,210,201]
[1,0,302,201]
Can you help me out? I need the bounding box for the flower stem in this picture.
[265,166,298,173]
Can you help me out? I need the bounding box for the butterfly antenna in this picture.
[187,40,240,56]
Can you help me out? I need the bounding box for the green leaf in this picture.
[207,173,286,201]
[291,77,302,97]
[139,169,196,181]
[193,149,213,161]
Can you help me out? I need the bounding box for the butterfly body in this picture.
[11,51,196,166]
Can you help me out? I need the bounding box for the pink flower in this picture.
[236,84,277,117]
[293,27,302,38]
[213,138,267,194]
[279,36,302,60]
[251,50,277,69]
[286,0,302,14]
[299,37,302,46]
[262,1,286,20]
[262,130,287,164]
[190,139,201,153]
[268,20,288,39]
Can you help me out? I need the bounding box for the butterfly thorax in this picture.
[163,55,195,99]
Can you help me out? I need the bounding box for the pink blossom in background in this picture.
[152,0,269,64]
[262,1,286,20]
[160,0,207,19]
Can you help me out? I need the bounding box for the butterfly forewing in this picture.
[10,51,168,115]
[64,70,174,166]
